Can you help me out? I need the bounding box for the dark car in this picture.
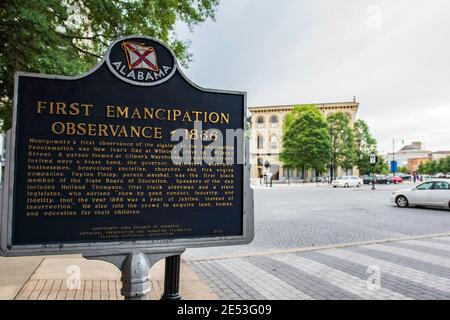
[362,176,374,185]
[374,175,390,184]
[399,173,411,181]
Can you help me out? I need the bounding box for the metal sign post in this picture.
[84,250,184,300]
[161,255,182,300]
[370,155,378,190]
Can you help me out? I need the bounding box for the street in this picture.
[186,183,450,259]
[184,183,450,300]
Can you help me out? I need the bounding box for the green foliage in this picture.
[417,157,450,174]
[283,104,321,132]
[398,166,409,174]
[353,119,378,175]
[281,106,383,178]
[0,0,219,131]
[327,112,356,175]
[373,155,390,174]
[418,162,426,174]
[280,108,331,182]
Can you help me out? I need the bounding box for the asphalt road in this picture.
[184,183,450,260]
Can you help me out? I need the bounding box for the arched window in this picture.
[257,157,264,166]
[257,116,265,128]
[271,134,279,149]
[257,135,264,150]
[270,115,279,128]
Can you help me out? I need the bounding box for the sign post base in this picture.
[84,250,185,300]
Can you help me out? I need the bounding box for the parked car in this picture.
[332,176,363,188]
[362,175,374,185]
[399,173,412,181]
[391,179,450,209]
[375,175,390,184]
[388,176,404,184]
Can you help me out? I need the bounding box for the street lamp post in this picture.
[264,161,271,188]
[329,126,334,183]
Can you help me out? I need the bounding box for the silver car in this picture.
[332,176,363,188]
[391,179,450,209]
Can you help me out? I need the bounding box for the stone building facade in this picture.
[249,100,359,182]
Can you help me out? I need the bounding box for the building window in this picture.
[257,157,264,166]
[271,135,279,149]
[257,135,264,150]
[270,115,279,128]
[257,116,265,128]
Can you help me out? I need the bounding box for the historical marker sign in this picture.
[0,36,253,256]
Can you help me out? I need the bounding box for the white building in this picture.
[385,142,431,167]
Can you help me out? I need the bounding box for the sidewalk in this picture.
[0,254,217,300]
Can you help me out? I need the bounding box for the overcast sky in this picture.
[176,0,450,154]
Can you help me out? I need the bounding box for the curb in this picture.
[184,232,450,262]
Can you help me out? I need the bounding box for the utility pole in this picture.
[392,138,404,175]
[370,154,378,190]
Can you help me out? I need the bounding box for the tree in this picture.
[0,0,219,131]
[353,119,378,175]
[280,106,331,183]
[398,166,409,174]
[327,112,356,178]
[283,104,321,130]
[418,162,429,174]
[373,155,390,174]
[436,157,450,173]
[429,161,439,175]
[443,157,450,173]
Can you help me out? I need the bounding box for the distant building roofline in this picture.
[249,101,359,110]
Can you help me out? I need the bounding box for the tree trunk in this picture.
[302,166,306,184]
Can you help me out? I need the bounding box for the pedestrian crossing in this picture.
[189,236,450,300]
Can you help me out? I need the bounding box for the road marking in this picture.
[245,255,361,300]
[214,258,313,300]
[367,244,450,268]
[184,233,450,261]
[272,254,410,300]
[324,249,450,292]
[405,239,450,251]
[300,251,450,299]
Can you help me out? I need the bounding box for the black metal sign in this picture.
[0,36,253,256]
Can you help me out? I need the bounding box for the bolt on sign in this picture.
[0,36,254,257]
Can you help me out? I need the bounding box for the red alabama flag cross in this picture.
[122,42,159,72]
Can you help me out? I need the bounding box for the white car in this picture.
[391,179,450,209]
[332,176,363,188]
